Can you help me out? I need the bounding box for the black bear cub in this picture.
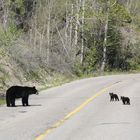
[109,92,119,101]
[6,86,38,107]
[121,96,130,105]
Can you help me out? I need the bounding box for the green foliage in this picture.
[78,0,135,74]
[82,32,99,73]
[0,24,22,47]
[110,2,132,24]
[1,0,140,81]
[106,24,122,69]
[72,62,84,77]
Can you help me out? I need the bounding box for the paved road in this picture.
[0,74,140,140]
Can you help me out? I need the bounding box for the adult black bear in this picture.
[6,86,38,107]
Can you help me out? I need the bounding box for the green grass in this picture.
[38,73,76,91]
[0,98,5,105]
[38,70,140,92]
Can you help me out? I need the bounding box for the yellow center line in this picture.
[35,81,122,140]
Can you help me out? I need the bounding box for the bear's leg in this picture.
[22,97,26,106]
[26,96,29,106]
[6,97,11,107]
[22,98,25,106]
[122,99,125,105]
[111,96,114,101]
[124,99,127,105]
[128,99,130,105]
[112,95,115,101]
[6,94,11,107]
[11,99,15,107]
[25,97,29,106]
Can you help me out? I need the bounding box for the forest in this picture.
[0,0,140,92]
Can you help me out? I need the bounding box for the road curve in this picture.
[0,74,140,140]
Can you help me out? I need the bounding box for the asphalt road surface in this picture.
[0,74,140,140]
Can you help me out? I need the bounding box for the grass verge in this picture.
[0,98,5,105]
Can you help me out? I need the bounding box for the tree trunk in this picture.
[126,0,133,11]
[65,1,68,48]
[74,1,80,60]
[69,4,74,49]
[1,0,8,29]
[46,6,51,66]
[80,0,85,65]
[100,3,109,72]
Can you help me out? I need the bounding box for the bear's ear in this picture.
[33,86,36,89]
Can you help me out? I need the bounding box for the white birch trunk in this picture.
[74,1,80,59]
[65,1,68,48]
[69,4,74,49]
[100,3,109,71]
[1,0,8,29]
[80,0,85,65]
[46,7,51,66]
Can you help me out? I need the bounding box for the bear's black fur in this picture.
[121,96,130,105]
[6,86,38,107]
[109,92,119,101]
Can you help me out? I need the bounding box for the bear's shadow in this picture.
[13,104,42,107]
